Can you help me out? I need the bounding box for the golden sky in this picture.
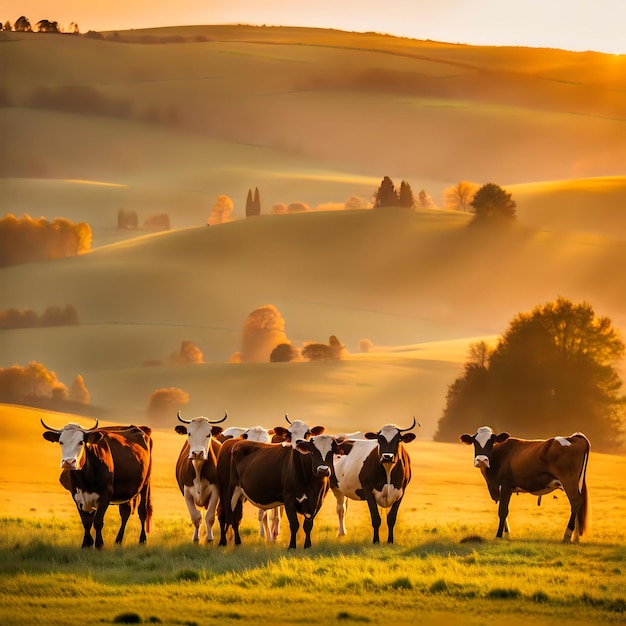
[3,0,625,54]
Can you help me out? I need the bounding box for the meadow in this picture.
[1,406,625,626]
[1,24,626,625]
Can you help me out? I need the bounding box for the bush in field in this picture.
[147,387,190,421]
[270,343,300,362]
[301,335,346,361]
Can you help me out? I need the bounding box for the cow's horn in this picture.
[86,418,99,431]
[285,413,292,425]
[399,416,418,432]
[40,418,62,433]
[210,411,228,424]
[177,411,192,424]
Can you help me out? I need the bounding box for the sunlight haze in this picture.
[4,0,626,54]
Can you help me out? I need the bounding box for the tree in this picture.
[397,181,414,208]
[434,298,625,451]
[469,183,517,224]
[208,195,233,225]
[270,343,299,362]
[238,304,289,363]
[36,20,59,33]
[253,187,261,215]
[69,374,90,404]
[147,387,190,421]
[373,176,398,208]
[144,213,170,231]
[172,340,203,364]
[245,187,261,217]
[417,189,436,209]
[14,16,31,32]
[302,335,346,361]
[442,181,480,212]
[3,21,11,31]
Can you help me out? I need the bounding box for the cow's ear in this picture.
[295,441,311,455]
[495,432,510,443]
[310,426,325,436]
[459,434,474,445]
[211,426,224,437]
[402,433,416,444]
[273,426,289,438]
[42,431,60,443]
[338,440,354,455]
[364,432,377,440]
[174,425,187,435]
[86,431,103,444]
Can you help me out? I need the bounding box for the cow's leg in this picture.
[496,488,512,538]
[137,487,149,544]
[217,501,229,547]
[303,515,315,549]
[259,508,269,539]
[386,497,403,544]
[365,495,382,544]
[335,491,348,537]
[183,487,202,542]
[284,504,300,549]
[562,479,585,543]
[115,502,132,544]
[270,506,283,540]
[77,508,95,548]
[93,503,110,549]
[232,496,243,546]
[204,488,220,542]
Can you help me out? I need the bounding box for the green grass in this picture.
[1,517,624,625]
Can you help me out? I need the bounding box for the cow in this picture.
[218,416,335,549]
[174,410,227,543]
[215,424,281,540]
[459,426,591,542]
[41,418,153,549]
[332,418,416,544]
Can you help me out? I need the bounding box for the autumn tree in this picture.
[147,387,190,421]
[442,181,480,212]
[208,195,234,225]
[469,183,517,224]
[0,361,68,405]
[69,374,90,404]
[434,298,625,451]
[417,189,436,209]
[235,304,289,363]
[172,340,204,365]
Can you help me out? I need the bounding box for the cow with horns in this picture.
[41,419,153,549]
[332,418,417,544]
[218,415,339,549]
[459,426,591,542]
[174,410,228,543]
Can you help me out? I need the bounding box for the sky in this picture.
[3,0,626,55]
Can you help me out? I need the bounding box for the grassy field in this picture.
[1,406,625,625]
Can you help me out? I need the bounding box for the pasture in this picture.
[1,406,625,625]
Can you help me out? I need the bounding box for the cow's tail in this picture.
[576,434,591,537]
[145,436,154,534]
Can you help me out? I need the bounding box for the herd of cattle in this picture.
[40,413,591,549]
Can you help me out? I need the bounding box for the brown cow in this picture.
[41,419,153,549]
[460,426,590,542]
[174,410,227,542]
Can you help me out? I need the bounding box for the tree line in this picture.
[0,215,91,267]
[2,16,79,34]
[0,305,78,329]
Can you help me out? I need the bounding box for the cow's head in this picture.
[272,414,325,449]
[459,426,510,469]
[295,435,342,478]
[175,411,227,460]
[41,418,102,470]
[364,418,418,465]
[242,426,274,443]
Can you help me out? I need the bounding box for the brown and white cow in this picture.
[459,426,591,542]
[42,419,153,549]
[218,417,337,549]
[174,410,227,543]
[333,418,416,544]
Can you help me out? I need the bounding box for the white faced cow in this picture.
[460,426,591,542]
[174,410,227,543]
[333,418,417,544]
[42,419,153,549]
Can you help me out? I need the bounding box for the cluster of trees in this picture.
[2,16,79,33]
[0,305,78,329]
[117,209,171,231]
[230,304,346,363]
[246,188,261,217]
[434,297,625,452]
[0,214,91,267]
[0,362,89,406]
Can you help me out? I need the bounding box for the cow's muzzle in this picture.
[62,459,78,470]
[474,455,490,469]
[316,465,331,477]
[189,450,206,460]
[380,453,395,463]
